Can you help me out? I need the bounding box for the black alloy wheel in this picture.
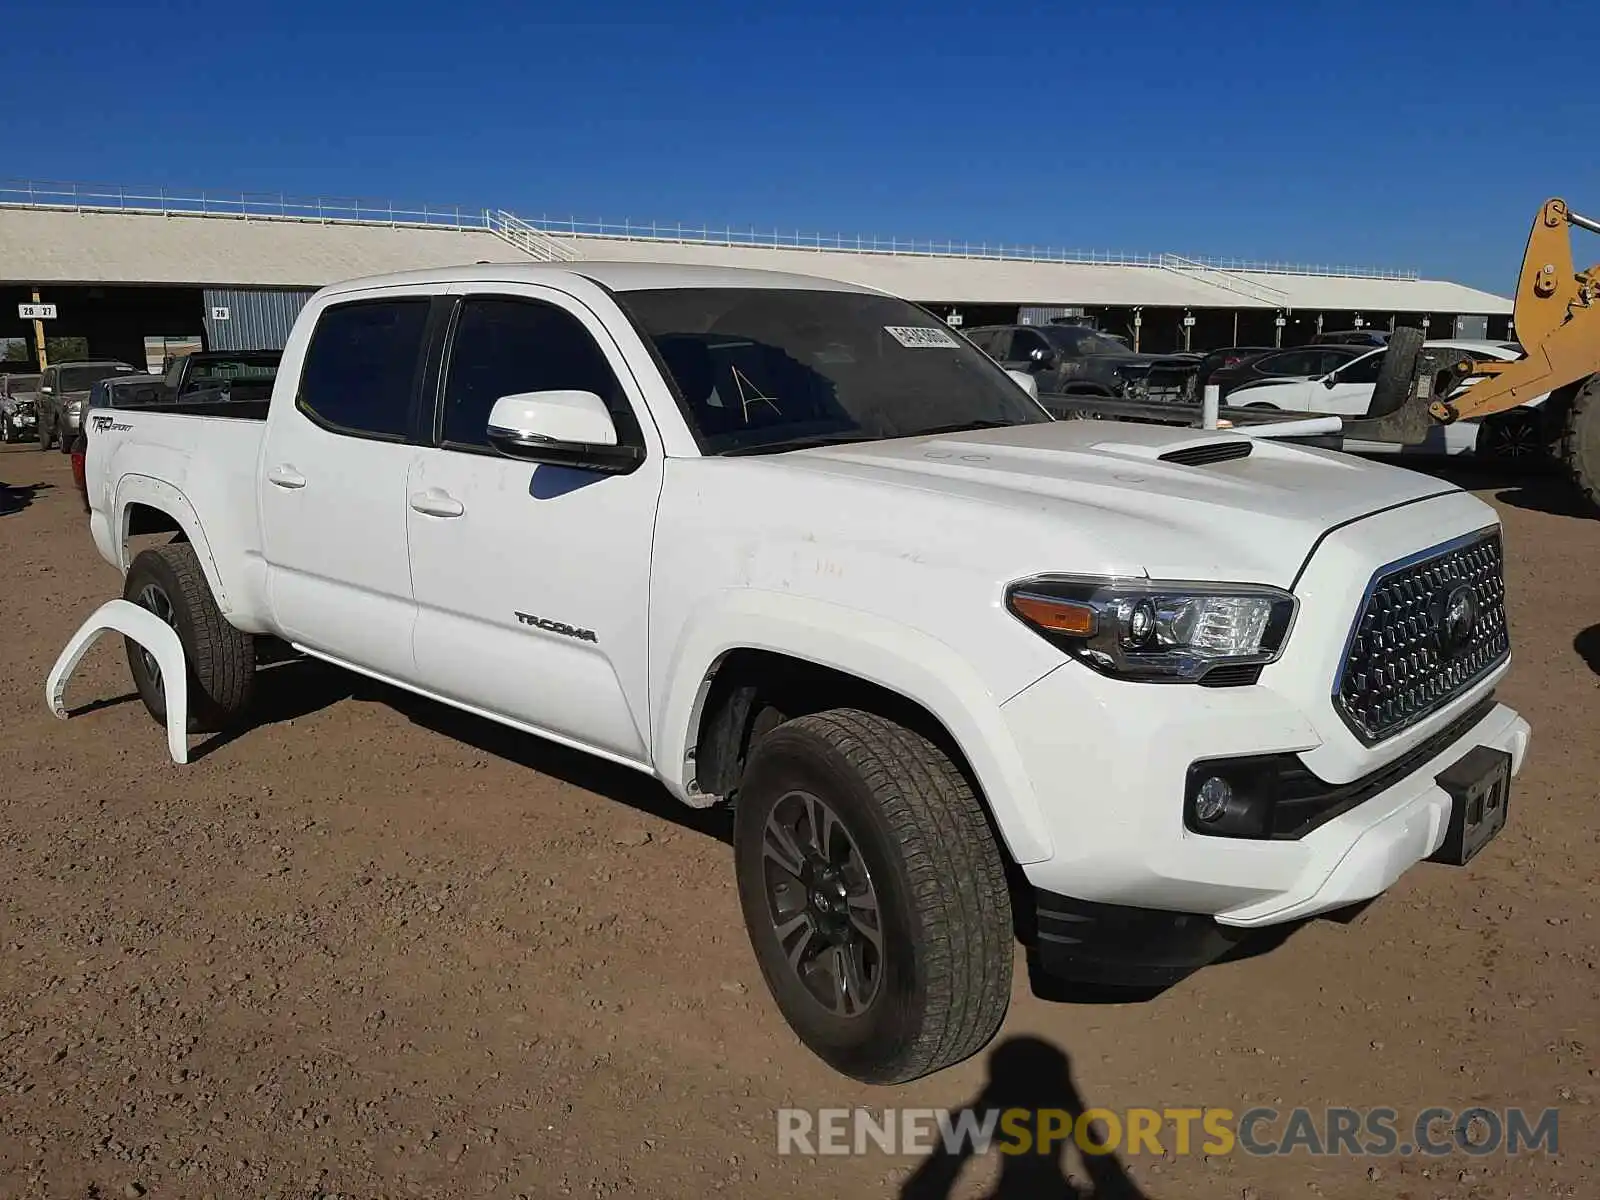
[760,788,885,1018]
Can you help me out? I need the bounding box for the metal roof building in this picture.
[0,203,1509,314]
[0,181,1512,370]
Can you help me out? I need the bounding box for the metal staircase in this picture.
[485,209,580,262]
[1159,253,1288,307]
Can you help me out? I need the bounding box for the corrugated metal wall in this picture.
[1017,305,1084,326]
[202,288,316,350]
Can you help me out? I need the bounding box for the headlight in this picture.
[67,399,83,414]
[1006,575,1297,683]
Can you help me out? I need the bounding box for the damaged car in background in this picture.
[964,322,1199,411]
[1,371,42,443]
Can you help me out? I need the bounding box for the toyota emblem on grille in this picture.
[1434,583,1479,659]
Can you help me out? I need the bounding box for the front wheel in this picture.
[1560,376,1600,513]
[734,709,1013,1084]
[58,422,74,455]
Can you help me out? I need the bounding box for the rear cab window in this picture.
[297,299,432,439]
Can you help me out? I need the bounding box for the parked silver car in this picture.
[36,360,139,452]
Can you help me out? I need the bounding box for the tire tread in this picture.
[786,708,1012,1082]
[1560,375,1599,511]
[124,542,254,732]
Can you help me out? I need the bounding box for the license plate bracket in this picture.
[1428,746,1511,865]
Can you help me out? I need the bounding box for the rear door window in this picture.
[297,299,431,439]
[1257,351,1317,376]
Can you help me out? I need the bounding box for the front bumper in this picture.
[1000,491,1529,944]
[1004,654,1527,921]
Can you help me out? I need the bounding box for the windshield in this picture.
[1041,326,1127,356]
[3,375,40,396]
[619,288,1049,454]
[60,364,135,391]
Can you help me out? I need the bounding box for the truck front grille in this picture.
[1334,529,1508,744]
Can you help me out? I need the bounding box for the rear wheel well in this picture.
[124,502,184,541]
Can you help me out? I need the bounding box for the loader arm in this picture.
[1431,198,1600,423]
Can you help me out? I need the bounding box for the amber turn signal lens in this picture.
[1010,593,1097,637]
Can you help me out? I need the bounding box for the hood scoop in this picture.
[1159,440,1253,466]
[1089,436,1255,467]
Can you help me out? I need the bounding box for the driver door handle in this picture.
[410,488,465,518]
[267,464,307,489]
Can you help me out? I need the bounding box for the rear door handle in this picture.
[409,488,464,518]
[267,464,306,489]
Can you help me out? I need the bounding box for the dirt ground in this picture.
[1,444,1596,1200]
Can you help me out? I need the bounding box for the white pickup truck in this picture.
[82,262,1530,1083]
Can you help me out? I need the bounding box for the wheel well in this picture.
[124,502,184,540]
[692,649,992,812]
[691,648,1034,936]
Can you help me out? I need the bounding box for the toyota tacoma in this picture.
[77,262,1529,1083]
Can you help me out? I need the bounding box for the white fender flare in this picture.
[113,474,231,611]
[46,599,189,765]
[653,590,1055,865]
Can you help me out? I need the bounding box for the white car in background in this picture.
[1228,340,1545,459]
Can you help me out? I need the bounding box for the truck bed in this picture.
[86,407,271,628]
[109,398,272,420]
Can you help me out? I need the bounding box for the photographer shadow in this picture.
[899,1035,1149,1200]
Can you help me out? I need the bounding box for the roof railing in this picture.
[0,178,1423,281]
[1158,253,1291,306]
[0,179,486,231]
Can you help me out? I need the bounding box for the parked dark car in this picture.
[1206,344,1368,399]
[1312,329,1391,347]
[36,360,139,452]
[1,371,42,443]
[1193,346,1274,393]
[965,323,1198,405]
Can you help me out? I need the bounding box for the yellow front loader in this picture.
[1357,198,1600,512]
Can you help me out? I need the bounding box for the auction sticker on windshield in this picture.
[884,326,959,349]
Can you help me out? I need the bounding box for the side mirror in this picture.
[1322,374,1339,389]
[40,385,52,394]
[485,390,643,474]
[1006,369,1040,400]
[1028,347,1055,368]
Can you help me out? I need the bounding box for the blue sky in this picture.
[6,0,1598,292]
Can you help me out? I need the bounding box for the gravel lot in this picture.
[1,445,1596,1200]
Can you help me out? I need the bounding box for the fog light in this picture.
[1194,776,1232,823]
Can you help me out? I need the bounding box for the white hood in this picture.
[776,419,1460,588]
